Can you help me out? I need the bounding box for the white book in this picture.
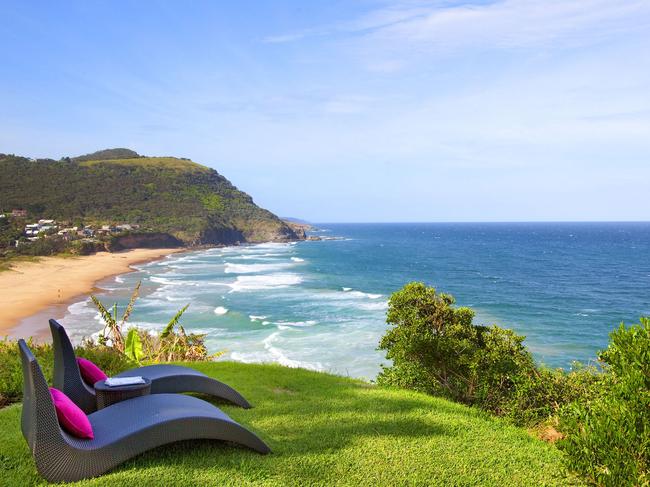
[104,376,146,387]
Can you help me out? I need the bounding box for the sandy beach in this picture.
[0,248,182,337]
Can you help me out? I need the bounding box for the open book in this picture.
[104,377,146,387]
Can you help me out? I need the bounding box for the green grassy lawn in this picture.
[0,362,580,486]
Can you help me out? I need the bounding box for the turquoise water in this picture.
[60,223,650,380]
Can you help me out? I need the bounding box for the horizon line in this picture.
[305,220,650,225]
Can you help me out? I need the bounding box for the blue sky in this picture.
[1,0,649,222]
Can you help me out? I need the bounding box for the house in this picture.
[115,224,139,232]
[11,209,27,217]
[24,223,40,236]
[24,219,58,237]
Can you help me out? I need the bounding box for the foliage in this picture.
[124,329,144,363]
[90,282,217,363]
[377,282,534,409]
[0,217,23,250]
[14,236,68,256]
[502,364,603,427]
[0,363,582,486]
[92,281,141,352]
[161,304,190,339]
[376,282,609,429]
[0,151,297,245]
[72,148,141,162]
[69,239,104,255]
[558,317,650,486]
[0,337,130,408]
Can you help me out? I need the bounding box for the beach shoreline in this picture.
[0,248,184,339]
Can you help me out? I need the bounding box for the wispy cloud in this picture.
[262,32,311,44]
[263,1,650,59]
[358,0,650,53]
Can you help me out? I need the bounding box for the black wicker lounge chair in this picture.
[19,339,270,482]
[50,319,251,413]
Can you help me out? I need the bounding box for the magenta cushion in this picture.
[49,387,94,439]
[76,357,108,385]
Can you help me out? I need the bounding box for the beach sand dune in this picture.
[0,248,182,337]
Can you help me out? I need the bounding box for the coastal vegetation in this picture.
[0,361,579,486]
[90,281,219,363]
[0,148,300,259]
[378,282,649,486]
[0,337,132,408]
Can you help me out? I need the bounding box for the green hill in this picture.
[0,149,299,246]
[0,362,580,486]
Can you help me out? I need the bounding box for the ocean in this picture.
[60,222,650,380]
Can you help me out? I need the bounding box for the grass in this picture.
[0,362,581,486]
[0,254,44,273]
[79,157,210,173]
[0,252,85,273]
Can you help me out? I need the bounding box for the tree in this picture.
[377,282,533,406]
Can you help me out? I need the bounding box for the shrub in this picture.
[558,317,649,486]
[75,339,135,376]
[376,282,603,428]
[0,337,130,408]
[90,282,217,363]
[0,338,53,407]
[503,364,602,426]
[377,282,534,408]
[15,236,68,256]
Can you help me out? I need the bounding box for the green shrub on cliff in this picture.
[558,318,650,486]
[377,282,535,410]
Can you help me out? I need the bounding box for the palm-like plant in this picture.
[90,282,218,363]
[90,281,141,353]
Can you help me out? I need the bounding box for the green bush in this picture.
[15,236,68,256]
[503,364,602,426]
[0,337,132,408]
[377,282,534,408]
[558,317,649,486]
[74,339,135,377]
[376,282,603,428]
[0,338,53,407]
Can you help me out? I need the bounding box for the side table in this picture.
[94,378,152,410]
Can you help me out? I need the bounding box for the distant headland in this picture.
[0,148,305,258]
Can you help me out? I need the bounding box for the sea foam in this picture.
[224,262,293,274]
[229,273,303,292]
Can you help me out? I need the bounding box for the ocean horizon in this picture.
[59,222,650,380]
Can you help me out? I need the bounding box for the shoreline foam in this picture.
[0,248,183,338]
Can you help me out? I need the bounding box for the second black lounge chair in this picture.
[50,319,252,413]
[19,340,270,482]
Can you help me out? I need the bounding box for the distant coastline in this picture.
[0,248,183,338]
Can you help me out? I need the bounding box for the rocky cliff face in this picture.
[283,221,309,240]
[110,233,184,250]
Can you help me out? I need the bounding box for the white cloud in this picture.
[352,0,650,68]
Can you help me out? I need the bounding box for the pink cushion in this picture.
[76,357,107,385]
[49,387,94,439]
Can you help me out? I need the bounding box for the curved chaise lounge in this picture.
[50,319,251,413]
[19,340,270,483]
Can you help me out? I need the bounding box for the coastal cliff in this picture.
[0,149,302,247]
